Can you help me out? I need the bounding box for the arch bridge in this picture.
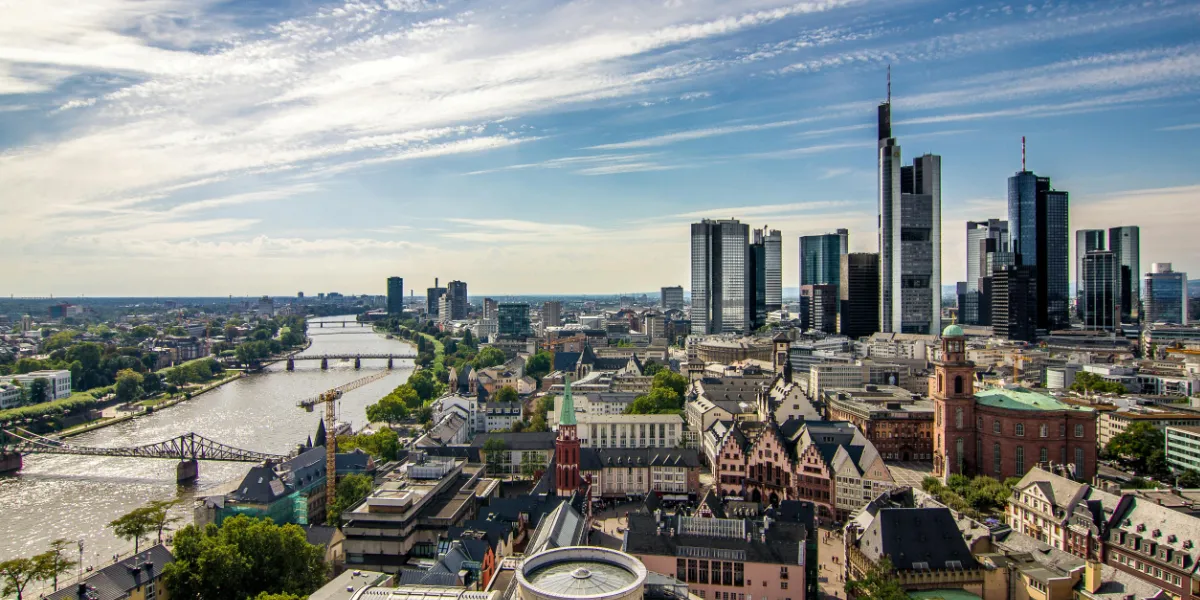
[285,353,416,371]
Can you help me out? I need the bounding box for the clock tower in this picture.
[931,324,977,480]
[555,375,582,496]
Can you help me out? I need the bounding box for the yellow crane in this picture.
[1010,352,1034,383]
[305,389,340,525]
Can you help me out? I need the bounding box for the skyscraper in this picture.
[482,297,498,320]
[839,253,880,339]
[542,301,562,328]
[691,219,750,334]
[386,277,404,315]
[660,286,684,311]
[1109,226,1141,323]
[991,264,1038,342]
[761,229,783,313]
[1143,263,1188,324]
[427,278,446,317]
[445,280,469,321]
[878,75,941,335]
[800,229,848,289]
[1008,164,1069,331]
[749,234,767,329]
[803,284,838,334]
[1075,229,1105,319]
[1081,251,1120,331]
[961,219,1007,325]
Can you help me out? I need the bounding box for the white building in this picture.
[431,394,522,434]
[556,414,685,449]
[0,370,72,402]
[0,382,24,409]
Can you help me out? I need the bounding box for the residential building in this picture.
[542,301,562,328]
[624,511,808,600]
[497,303,531,338]
[483,297,498,321]
[46,545,174,600]
[1165,425,1200,473]
[692,219,750,334]
[1098,410,1200,448]
[991,263,1038,342]
[839,253,880,339]
[1077,229,1107,319]
[1104,494,1200,599]
[1006,466,1120,559]
[822,384,934,461]
[387,276,404,315]
[879,88,942,336]
[0,369,72,402]
[662,286,685,311]
[1144,263,1188,325]
[580,447,702,498]
[932,325,1098,481]
[1109,226,1141,323]
[800,229,848,297]
[1009,167,1070,331]
[427,278,447,316]
[1082,251,1121,331]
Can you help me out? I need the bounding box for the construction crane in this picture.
[1010,352,1034,383]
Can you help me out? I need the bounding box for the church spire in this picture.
[559,374,577,427]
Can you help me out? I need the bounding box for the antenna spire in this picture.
[1022,136,1026,171]
[887,64,891,103]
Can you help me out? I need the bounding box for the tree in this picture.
[520,452,542,479]
[327,473,375,523]
[35,539,77,589]
[473,346,507,370]
[626,387,681,414]
[337,429,400,461]
[1107,421,1165,474]
[162,515,327,600]
[407,369,443,401]
[26,378,49,405]
[1071,371,1126,396]
[115,368,145,403]
[146,499,182,544]
[652,369,688,398]
[415,406,433,425]
[165,366,191,387]
[642,360,665,376]
[483,438,508,476]
[366,395,410,424]
[845,557,907,600]
[109,506,155,553]
[1177,469,1200,488]
[494,386,519,404]
[0,557,39,600]
[461,330,475,347]
[142,371,162,395]
[131,324,158,340]
[525,351,553,383]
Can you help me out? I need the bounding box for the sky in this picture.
[1,0,1198,297]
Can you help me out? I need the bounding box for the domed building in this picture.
[931,325,1097,481]
[517,547,647,600]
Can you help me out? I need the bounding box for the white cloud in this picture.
[1158,123,1200,132]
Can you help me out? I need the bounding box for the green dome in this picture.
[942,324,964,338]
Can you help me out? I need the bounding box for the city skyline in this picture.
[1,0,1199,296]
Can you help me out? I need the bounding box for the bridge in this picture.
[285,353,416,371]
[1,428,288,483]
[311,320,371,327]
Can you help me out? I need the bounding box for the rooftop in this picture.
[975,387,1093,412]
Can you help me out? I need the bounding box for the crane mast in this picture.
[323,389,337,524]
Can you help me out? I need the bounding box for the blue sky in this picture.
[1,0,1197,296]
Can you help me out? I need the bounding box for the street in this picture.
[817,526,847,600]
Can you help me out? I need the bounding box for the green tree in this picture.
[845,557,907,600]
[165,366,191,387]
[461,330,475,347]
[494,385,519,404]
[0,557,39,600]
[337,429,400,461]
[146,499,182,544]
[1071,371,1126,396]
[416,406,433,425]
[366,395,410,424]
[642,360,665,376]
[115,368,145,403]
[35,539,78,589]
[407,369,443,401]
[483,438,508,476]
[252,594,306,600]
[131,324,158,340]
[1106,421,1165,474]
[473,346,507,370]
[327,473,375,523]
[626,387,681,414]
[43,330,80,352]
[26,378,49,405]
[652,369,688,398]
[921,476,942,493]
[525,351,553,383]
[162,515,327,600]
[1178,469,1200,488]
[109,506,155,553]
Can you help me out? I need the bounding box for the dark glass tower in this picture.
[749,236,767,329]
[1081,251,1119,331]
[387,277,404,315]
[1008,170,1069,331]
[1108,226,1140,323]
[1075,230,1105,319]
[839,253,880,339]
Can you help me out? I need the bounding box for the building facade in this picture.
[498,303,531,338]
[1144,263,1188,325]
[802,284,838,334]
[427,278,447,317]
[991,263,1038,342]
[388,276,404,315]
[542,301,562,328]
[800,230,848,295]
[446,281,469,321]
[1076,229,1106,319]
[823,385,933,462]
[692,219,750,334]
[1082,251,1120,331]
[839,253,880,339]
[1008,170,1070,331]
[1109,226,1141,324]
[1165,425,1200,473]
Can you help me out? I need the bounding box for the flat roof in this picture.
[1167,425,1200,435]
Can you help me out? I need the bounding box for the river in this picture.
[0,315,413,571]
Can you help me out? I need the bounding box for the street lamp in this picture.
[77,539,85,583]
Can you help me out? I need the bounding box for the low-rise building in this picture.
[0,369,72,402]
[46,545,174,600]
[808,363,913,399]
[1098,409,1200,448]
[1165,425,1200,473]
[567,414,686,449]
[1006,466,1120,560]
[580,447,702,499]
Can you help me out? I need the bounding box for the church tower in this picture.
[555,375,582,496]
[931,324,977,480]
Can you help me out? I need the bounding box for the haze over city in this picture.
[1,0,1199,296]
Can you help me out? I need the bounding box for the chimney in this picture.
[1084,560,1102,593]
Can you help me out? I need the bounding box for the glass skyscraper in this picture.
[1008,170,1069,331]
[1075,229,1105,319]
[749,228,782,329]
[387,276,404,315]
[691,219,749,334]
[1109,226,1141,323]
[800,229,848,288]
[1081,251,1119,331]
[966,219,1008,292]
[1144,263,1188,324]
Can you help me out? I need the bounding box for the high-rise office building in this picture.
[960,219,1008,325]
[1075,230,1106,319]
[482,297,498,321]
[1143,263,1188,325]
[1081,251,1120,331]
[759,228,783,313]
[542,301,562,328]
[878,78,941,335]
[749,235,767,329]
[691,219,750,334]
[427,278,446,316]
[660,286,684,311]
[1008,166,1069,331]
[800,229,848,289]
[839,253,880,339]
[1109,226,1141,323]
[498,303,531,338]
[386,277,404,315]
[445,280,469,321]
[802,284,838,334]
[991,264,1038,342]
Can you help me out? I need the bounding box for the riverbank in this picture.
[59,370,247,439]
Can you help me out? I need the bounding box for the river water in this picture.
[0,315,413,570]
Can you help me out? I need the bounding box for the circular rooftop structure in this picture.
[942,324,964,338]
[518,547,647,600]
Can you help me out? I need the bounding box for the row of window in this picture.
[978,416,1085,439]
[1114,552,1184,586]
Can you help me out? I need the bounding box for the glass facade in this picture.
[800,230,848,288]
[1008,171,1069,330]
[691,219,749,334]
[1081,251,1119,331]
[387,276,404,315]
[498,303,531,337]
[1144,264,1188,324]
[1075,229,1105,319]
[1109,226,1141,323]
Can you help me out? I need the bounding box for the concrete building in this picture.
[661,286,684,311]
[445,281,469,321]
[1006,466,1121,559]
[1165,425,1200,473]
[691,219,750,334]
[1098,409,1200,448]
[1009,168,1070,331]
[822,384,934,461]
[428,278,447,317]
[518,547,647,600]
[542,301,562,328]
[839,252,880,339]
[1144,263,1188,325]
[801,284,838,334]
[387,276,404,315]
[571,414,686,449]
[808,362,911,399]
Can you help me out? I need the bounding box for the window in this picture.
[688,560,697,583]
[1016,423,1025,437]
[1040,447,1048,463]
[723,561,733,586]
[1039,424,1048,438]
[781,582,788,590]
[699,560,709,584]
[1075,424,1084,438]
[977,416,983,429]
[677,559,687,581]
[1075,447,1084,474]
[1016,446,1025,474]
[780,567,789,580]
[994,420,1001,434]
[994,443,1001,474]
[955,407,963,429]
[954,376,964,394]
[734,563,744,587]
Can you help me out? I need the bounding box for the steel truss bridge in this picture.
[1,428,288,482]
[311,320,371,327]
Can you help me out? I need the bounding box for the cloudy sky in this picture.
[1,0,1197,297]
